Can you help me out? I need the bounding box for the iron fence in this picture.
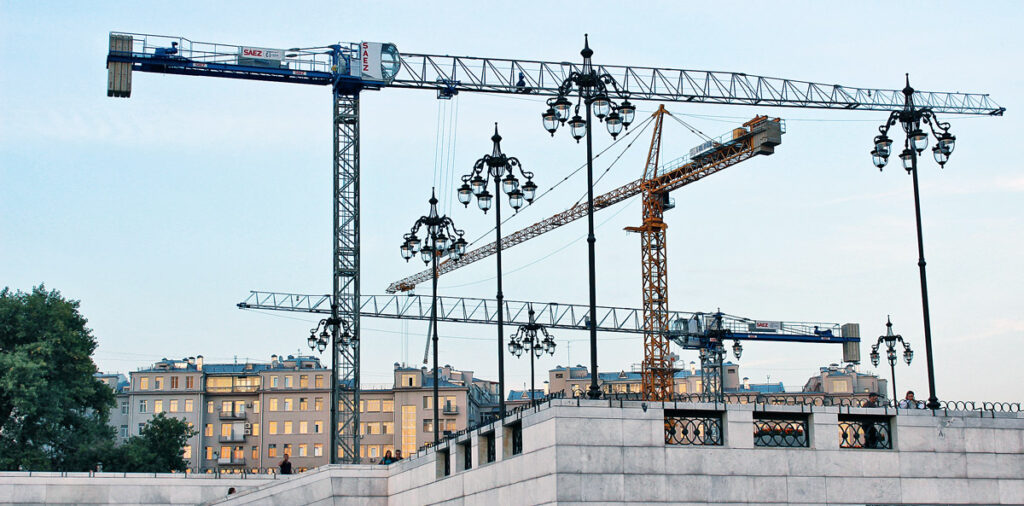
[839,416,892,449]
[665,410,723,446]
[753,417,809,448]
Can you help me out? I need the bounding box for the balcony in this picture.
[442,404,459,415]
[217,457,246,466]
[219,410,246,420]
[218,434,246,443]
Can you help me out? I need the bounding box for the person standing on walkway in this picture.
[279,453,293,475]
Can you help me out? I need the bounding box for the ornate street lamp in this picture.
[399,190,467,445]
[307,315,353,462]
[870,316,913,406]
[870,74,954,410]
[458,124,536,419]
[508,308,556,407]
[541,34,634,399]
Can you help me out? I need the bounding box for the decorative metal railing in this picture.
[665,411,723,446]
[510,422,523,456]
[839,416,892,449]
[603,392,1022,413]
[753,417,809,448]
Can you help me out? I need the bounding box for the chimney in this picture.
[188,356,195,366]
[743,377,750,389]
[196,355,204,371]
[271,354,279,368]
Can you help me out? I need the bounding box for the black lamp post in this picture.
[870,74,955,410]
[870,316,914,406]
[308,316,352,463]
[508,308,556,407]
[541,34,635,399]
[458,124,537,419]
[399,190,467,445]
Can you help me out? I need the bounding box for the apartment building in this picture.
[102,357,499,472]
[802,362,888,397]
[547,361,742,396]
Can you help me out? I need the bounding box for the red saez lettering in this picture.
[243,49,264,57]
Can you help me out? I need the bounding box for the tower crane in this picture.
[107,31,1003,463]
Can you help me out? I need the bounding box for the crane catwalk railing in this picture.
[237,291,852,342]
[108,32,1004,115]
[386,118,778,293]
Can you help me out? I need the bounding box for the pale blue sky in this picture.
[2,1,1022,401]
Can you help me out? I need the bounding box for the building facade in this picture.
[547,361,745,397]
[802,362,888,397]
[101,357,498,473]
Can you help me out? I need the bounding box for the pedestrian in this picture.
[864,392,881,407]
[898,390,922,409]
[394,449,403,461]
[279,453,293,475]
[379,450,394,465]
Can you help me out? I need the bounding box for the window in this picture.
[204,424,213,437]
[555,373,564,378]
[138,423,145,434]
[285,376,293,388]
[314,421,323,434]
[154,400,163,413]
[219,446,230,461]
[251,446,259,459]
[206,447,214,460]
[207,401,214,414]
[120,401,128,415]
[253,401,260,413]
[268,444,277,458]
[401,405,416,456]
[315,375,324,388]
[368,422,381,435]
[382,400,394,412]
[383,422,394,435]
[423,396,432,409]
[299,443,308,457]
[139,400,148,413]
[186,376,194,389]
[269,421,280,434]
[119,425,128,438]
[184,399,193,412]
[269,399,279,411]
[299,398,308,411]
[300,375,309,388]
[233,446,244,460]
[221,401,232,413]
[284,421,293,434]
[677,383,687,393]
[445,419,456,431]
[367,399,381,412]
[154,377,163,390]
[423,419,433,433]
[402,374,416,387]
[183,445,192,459]
[360,400,365,413]
[283,444,292,457]
[171,376,179,389]
[314,444,323,457]
[252,423,260,436]
[299,421,308,434]
[271,376,279,388]
[367,445,378,458]
[169,400,179,412]
[284,398,293,411]
[315,397,323,411]
[221,424,231,437]
[139,377,149,390]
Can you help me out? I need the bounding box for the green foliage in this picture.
[104,413,198,473]
[0,285,115,471]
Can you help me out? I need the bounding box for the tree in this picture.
[105,413,197,473]
[0,285,115,471]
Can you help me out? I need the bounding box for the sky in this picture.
[2,1,1022,402]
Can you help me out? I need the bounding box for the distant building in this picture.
[99,356,498,473]
[802,363,888,397]
[546,362,780,396]
[506,389,546,408]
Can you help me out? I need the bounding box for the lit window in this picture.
[251,446,259,459]
[154,400,163,413]
[299,421,308,434]
[269,422,278,435]
[300,375,309,388]
[283,444,292,457]
[169,400,179,412]
[367,400,381,412]
[183,445,192,459]
[269,399,279,411]
[221,401,232,413]
[299,398,308,411]
[139,377,149,390]
[314,421,323,434]
[268,444,277,458]
[204,424,213,437]
[299,444,308,457]
[252,423,260,436]
[315,397,323,411]
[253,401,260,413]
[207,401,214,414]
[382,400,394,412]
[423,397,432,409]
[221,424,231,437]
[423,419,433,433]
[284,421,293,434]
[314,444,323,457]
[285,376,294,388]
[383,422,394,434]
[184,399,193,412]
[284,398,293,411]
[271,376,279,388]
[206,447,214,460]
[368,446,378,458]
[315,375,324,388]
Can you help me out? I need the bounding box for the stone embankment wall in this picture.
[2,399,1022,505]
